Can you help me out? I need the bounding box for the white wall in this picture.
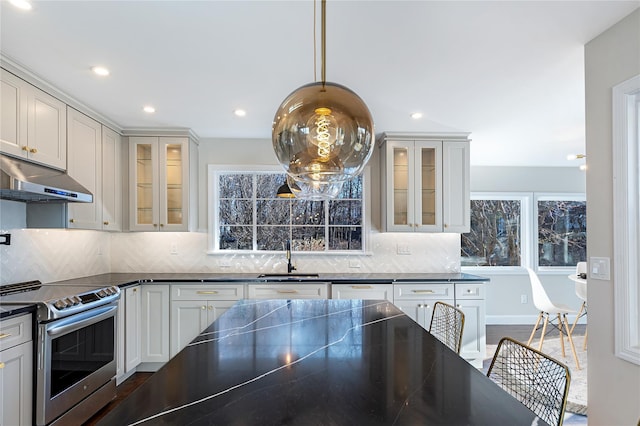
[585,8,640,425]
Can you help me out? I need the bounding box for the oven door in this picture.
[36,302,117,426]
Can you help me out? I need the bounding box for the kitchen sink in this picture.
[257,273,320,279]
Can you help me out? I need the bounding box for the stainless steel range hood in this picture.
[0,155,92,203]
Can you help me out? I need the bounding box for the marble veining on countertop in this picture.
[97,299,541,426]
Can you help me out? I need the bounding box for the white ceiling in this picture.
[1,1,638,167]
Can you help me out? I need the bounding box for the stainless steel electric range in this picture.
[1,280,121,426]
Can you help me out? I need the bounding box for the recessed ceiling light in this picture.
[91,66,110,77]
[143,106,156,113]
[234,109,247,117]
[410,112,423,119]
[9,0,32,10]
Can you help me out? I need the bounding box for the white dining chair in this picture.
[570,262,588,350]
[525,268,581,370]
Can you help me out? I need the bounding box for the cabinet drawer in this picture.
[455,283,485,299]
[394,283,454,300]
[0,313,32,350]
[331,284,394,301]
[248,283,328,299]
[171,284,245,301]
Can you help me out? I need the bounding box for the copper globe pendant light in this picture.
[272,0,374,200]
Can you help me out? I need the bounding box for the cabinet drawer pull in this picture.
[0,333,11,340]
[196,291,219,295]
[412,289,435,294]
[350,285,373,289]
[277,290,298,294]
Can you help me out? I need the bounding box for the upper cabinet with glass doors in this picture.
[128,135,198,232]
[379,132,470,233]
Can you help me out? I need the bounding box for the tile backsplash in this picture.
[1,229,461,284]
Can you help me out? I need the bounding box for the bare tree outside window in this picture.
[216,171,364,252]
[537,200,586,267]
[461,199,522,266]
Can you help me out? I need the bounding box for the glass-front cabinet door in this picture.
[129,136,189,231]
[384,139,442,232]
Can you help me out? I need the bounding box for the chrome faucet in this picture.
[286,239,296,274]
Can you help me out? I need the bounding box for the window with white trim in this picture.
[535,194,586,268]
[210,168,365,253]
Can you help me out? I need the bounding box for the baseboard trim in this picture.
[486,315,588,325]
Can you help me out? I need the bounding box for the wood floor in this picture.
[82,324,588,425]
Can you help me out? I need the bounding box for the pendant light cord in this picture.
[312,0,327,85]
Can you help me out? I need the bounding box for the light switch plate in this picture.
[397,244,411,255]
[589,256,610,280]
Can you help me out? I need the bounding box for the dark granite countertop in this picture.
[97,299,541,426]
[0,303,36,319]
[44,272,489,288]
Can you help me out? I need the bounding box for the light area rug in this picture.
[484,336,588,416]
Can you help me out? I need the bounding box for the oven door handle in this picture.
[46,304,117,337]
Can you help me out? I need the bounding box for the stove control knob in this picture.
[97,290,107,298]
[71,296,81,305]
[103,288,111,296]
[65,298,74,306]
[54,299,67,310]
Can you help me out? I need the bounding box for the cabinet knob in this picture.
[208,306,213,311]
[467,289,473,293]
[457,304,461,308]
[0,362,4,369]
[160,224,164,227]
[30,148,38,154]
[21,146,29,151]
[69,219,76,223]
[133,288,137,293]
[153,224,158,227]
[104,221,109,226]
[201,305,206,310]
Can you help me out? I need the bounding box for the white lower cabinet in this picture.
[330,283,394,301]
[0,313,33,426]
[140,285,170,368]
[170,283,244,358]
[393,283,455,329]
[125,286,142,372]
[455,283,486,367]
[248,283,328,299]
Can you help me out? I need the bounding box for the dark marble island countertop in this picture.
[97,299,541,426]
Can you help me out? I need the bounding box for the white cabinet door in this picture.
[125,286,142,372]
[67,107,102,229]
[393,299,430,329]
[0,341,32,426]
[0,69,66,169]
[102,126,122,231]
[331,284,394,301]
[456,299,486,365]
[129,136,191,231]
[141,285,170,363]
[442,141,470,233]
[170,300,209,358]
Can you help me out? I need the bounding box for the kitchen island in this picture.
[96,299,541,426]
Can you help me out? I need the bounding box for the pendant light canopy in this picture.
[271,0,374,200]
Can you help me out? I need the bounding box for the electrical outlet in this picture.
[520,294,528,304]
[349,260,361,268]
[397,244,411,255]
[170,242,178,255]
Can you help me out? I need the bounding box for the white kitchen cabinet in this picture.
[393,283,455,329]
[0,313,33,426]
[455,283,486,368]
[116,295,125,382]
[248,283,329,299]
[379,132,470,233]
[125,286,142,372]
[170,283,244,358]
[331,283,394,301]
[101,126,123,231]
[129,135,198,232]
[67,108,123,231]
[140,285,170,368]
[0,69,67,170]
